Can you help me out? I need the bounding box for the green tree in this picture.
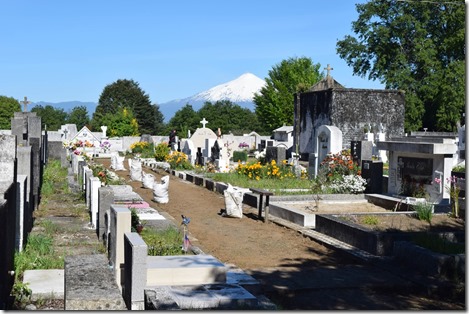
[166,104,200,138]
[253,57,323,134]
[0,96,21,129]
[91,79,163,134]
[31,105,67,131]
[336,0,465,132]
[197,100,260,135]
[101,107,139,137]
[67,105,90,130]
[152,103,166,135]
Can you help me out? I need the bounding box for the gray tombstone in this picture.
[265,146,286,165]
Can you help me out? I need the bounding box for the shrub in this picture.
[320,149,361,183]
[234,159,297,181]
[165,151,193,170]
[329,174,367,194]
[233,150,248,162]
[154,142,170,161]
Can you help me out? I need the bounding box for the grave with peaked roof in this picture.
[293,64,405,160]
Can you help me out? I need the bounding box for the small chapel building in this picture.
[293,66,406,161]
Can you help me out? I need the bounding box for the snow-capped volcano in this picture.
[191,73,266,103]
[159,73,265,122]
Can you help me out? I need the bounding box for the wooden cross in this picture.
[20,96,31,112]
[200,117,208,128]
[324,64,333,78]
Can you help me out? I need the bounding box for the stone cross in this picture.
[200,118,208,128]
[324,64,333,78]
[20,96,31,112]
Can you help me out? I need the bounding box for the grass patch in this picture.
[412,233,465,255]
[41,159,69,196]
[141,226,186,256]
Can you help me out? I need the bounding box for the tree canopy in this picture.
[336,0,465,132]
[166,104,200,138]
[91,79,164,134]
[31,105,67,131]
[67,105,90,130]
[0,96,21,129]
[253,57,323,134]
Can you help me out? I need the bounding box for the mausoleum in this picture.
[293,68,405,160]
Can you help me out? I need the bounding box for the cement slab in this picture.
[23,269,64,301]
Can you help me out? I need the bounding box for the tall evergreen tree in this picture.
[336,0,465,131]
[91,79,164,134]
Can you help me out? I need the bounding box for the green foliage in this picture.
[129,207,141,232]
[166,104,200,137]
[91,79,164,134]
[452,164,465,173]
[197,100,261,135]
[232,150,248,162]
[102,107,140,137]
[253,56,323,133]
[129,141,156,158]
[14,234,64,280]
[361,215,379,226]
[154,142,170,161]
[412,233,465,255]
[67,105,90,130]
[141,227,184,256]
[31,105,67,131]
[0,96,21,129]
[413,202,433,224]
[336,0,465,132]
[165,151,193,170]
[41,159,69,196]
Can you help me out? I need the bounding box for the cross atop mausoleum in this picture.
[200,118,208,128]
[20,96,31,112]
[324,64,333,78]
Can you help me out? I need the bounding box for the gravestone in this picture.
[190,120,217,155]
[265,146,286,165]
[309,125,342,178]
[361,160,383,194]
[210,140,220,163]
[140,134,153,144]
[351,140,373,165]
[196,148,204,166]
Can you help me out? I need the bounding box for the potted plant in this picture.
[130,207,144,234]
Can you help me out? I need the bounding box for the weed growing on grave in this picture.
[361,215,380,226]
[413,201,433,224]
[141,226,186,256]
[41,159,69,196]
[38,219,61,234]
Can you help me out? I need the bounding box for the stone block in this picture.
[123,232,147,310]
[90,177,101,229]
[65,254,126,310]
[15,175,27,252]
[146,255,226,286]
[98,186,114,243]
[109,204,132,290]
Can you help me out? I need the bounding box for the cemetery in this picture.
[0,83,465,309]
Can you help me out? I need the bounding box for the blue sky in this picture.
[1,1,384,105]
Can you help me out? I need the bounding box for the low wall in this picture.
[394,241,465,279]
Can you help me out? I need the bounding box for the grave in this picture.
[377,132,459,204]
[189,118,217,157]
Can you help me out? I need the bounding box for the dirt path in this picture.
[97,158,464,310]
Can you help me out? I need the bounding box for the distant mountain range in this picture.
[30,72,266,122]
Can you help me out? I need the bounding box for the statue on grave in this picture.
[210,140,220,163]
[196,147,204,166]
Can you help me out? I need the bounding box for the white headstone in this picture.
[101,126,108,138]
